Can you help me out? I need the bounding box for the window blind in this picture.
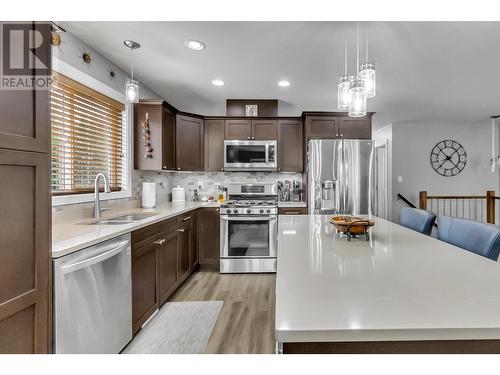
[51,72,126,195]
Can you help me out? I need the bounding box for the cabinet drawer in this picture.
[278,207,308,215]
[176,211,195,224]
[132,217,177,249]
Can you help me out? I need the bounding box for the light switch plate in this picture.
[397,176,403,183]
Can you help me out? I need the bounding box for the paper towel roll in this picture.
[142,182,156,208]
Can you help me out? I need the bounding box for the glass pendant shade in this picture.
[125,78,139,103]
[358,62,376,98]
[348,79,367,117]
[337,75,354,111]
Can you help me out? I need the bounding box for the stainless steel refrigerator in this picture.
[308,139,374,215]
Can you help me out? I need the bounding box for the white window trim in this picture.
[52,58,133,207]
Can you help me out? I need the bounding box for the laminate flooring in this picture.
[169,270,276,354]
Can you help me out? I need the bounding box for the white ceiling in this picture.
[61,21,500,129]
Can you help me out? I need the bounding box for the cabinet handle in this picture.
[183,216,191,222]
[252,136,255,140]
[162,166,167,170]
[285,211,300,215]
[177,167,181,171]
[153,239,164,245]
[247,136,251,140]
[177,228,185,232]
[221,168,224,171]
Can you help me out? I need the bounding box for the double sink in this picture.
[87,213,158,225]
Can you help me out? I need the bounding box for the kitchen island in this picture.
[276,215,500,353]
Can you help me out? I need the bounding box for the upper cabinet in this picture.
[204,119,225,171]
[224,119,252,139]
[252,119,277,140]
[134,101,176,171]
[278,120,303,172]
[338,117,371,139]
[305,113,372,140]
[176,114,204,171]
[305,116,338,139]
[224,119,277,140]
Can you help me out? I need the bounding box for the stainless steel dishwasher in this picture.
[53,233,132,353]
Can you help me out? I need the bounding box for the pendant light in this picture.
[337,40,354,111]
[124,40,141,103]
[358,33,376,98]
[349,22,367,117]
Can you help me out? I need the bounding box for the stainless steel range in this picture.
[220,183,278,273]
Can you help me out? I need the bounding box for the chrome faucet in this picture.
[93,173,111,218]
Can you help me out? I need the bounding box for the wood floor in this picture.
[169,270,276,354]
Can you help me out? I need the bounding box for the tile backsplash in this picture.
[134,170,303,202]
[54,170,303,217]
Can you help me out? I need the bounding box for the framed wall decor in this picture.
[245,104,258,117]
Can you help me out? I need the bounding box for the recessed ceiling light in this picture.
[185,39,206,51]
[212,79,224,86]
[278,80,290,87]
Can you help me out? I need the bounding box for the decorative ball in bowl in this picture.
[328,215,375,241]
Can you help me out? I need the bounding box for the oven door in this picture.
[220,215,277,258]
[224,140,277,171]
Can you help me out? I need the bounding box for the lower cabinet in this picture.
[198,208,220,269]
[131,210,202,335]
[278,207,308,215]
[131,239,160,334]
[158,230,179,305]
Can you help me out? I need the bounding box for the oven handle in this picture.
[265,144,269,164]
[220,215,276,222]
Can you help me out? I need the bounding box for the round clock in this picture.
[430,140,467,177]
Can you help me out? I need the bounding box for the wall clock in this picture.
[430,140,467,177]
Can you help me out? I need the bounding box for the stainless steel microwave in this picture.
[224,140,277,171]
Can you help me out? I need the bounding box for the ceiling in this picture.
[61,21,500,129]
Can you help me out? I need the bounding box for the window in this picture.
[51,72,126,195]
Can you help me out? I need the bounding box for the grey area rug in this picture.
[123,301,223,354]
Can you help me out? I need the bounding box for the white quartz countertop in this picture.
[278,201,307,208]
[52,202,219,258]
[276,215,500,343]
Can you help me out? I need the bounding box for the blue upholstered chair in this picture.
[437,216,500,261]
[399,207,436,235]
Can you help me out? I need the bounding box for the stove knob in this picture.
[259,209,264,214]
[233,209,238,214]
[247,209,252,214]
[266,209,271,214]
[226,209,231,214]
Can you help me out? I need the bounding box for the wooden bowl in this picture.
[329,215,375,240]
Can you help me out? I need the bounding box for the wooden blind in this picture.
[51,72,126,195]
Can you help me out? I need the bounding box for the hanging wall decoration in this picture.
[142,112,153,159]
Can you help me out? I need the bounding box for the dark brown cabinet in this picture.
[305,116,338,139]
[252,119,277,140]
[305,114,372,140]
[204,119,225,171]
[178,221,192,280]
[224,119,277,140]
[176,114,204,171]
[134,100,176,171]
[158,230,179,305]
[225,119,252,140]
[339,118,371,139]
[0,22,51,354]
[278,120,303,172]
[198,208,220,269]
[191,211,199,268]
[278,207,308,215]
[131,237,160,334]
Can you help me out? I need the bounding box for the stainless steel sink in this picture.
[87,212,158,225]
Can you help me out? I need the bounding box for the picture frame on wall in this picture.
[245,104,258,117]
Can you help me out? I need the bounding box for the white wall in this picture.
[52,31,160,100]
[373,124,393,221]
[390,122,499,222]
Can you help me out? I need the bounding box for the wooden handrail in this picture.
[419,190,498,224]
